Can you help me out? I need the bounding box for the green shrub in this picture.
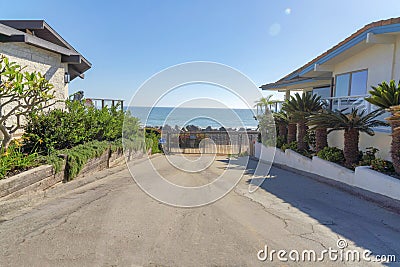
[276,136,286,149]
[110,138,123,153]
[23,100,125,153]
[43,153,64,174]
[281,141,297,152]
[358,147,379,166]
[371,158,395,174]
[0,141,41,179]
[280,141,313,158]
[122,113,145,153]
[0,139,122,180]
[317,147,345,164]
[62,140,111,181]
[145,129,161,154]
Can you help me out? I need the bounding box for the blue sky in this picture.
[2,0,400,108]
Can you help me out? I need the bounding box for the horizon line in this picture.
[126,106,256,110]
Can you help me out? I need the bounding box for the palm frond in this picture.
[308,107,388,135]
[366,80,400,109]
[282,92,325,122]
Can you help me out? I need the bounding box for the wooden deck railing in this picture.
[85,98,124,110]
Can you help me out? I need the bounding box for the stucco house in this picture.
[0,20,91,139]
[261,17,400,159]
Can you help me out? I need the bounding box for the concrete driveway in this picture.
[0,155,399,266]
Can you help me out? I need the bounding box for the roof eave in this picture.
[261,77,332,91]
[0,20,92,80]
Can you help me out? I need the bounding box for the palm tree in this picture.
[282,93,325,151]
[386,105,400,173]
[287,119,297,144]
[365,80,400,173]
[314,127,328,153]
[254,95,273,115]
[254,95,276,145]
[365,80,400,108]
[273,111,288,141]
[308,108,388,167]
[308,109,330,153]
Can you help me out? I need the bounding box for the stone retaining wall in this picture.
[0,149,125,200]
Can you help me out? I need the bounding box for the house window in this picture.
[335,70,368,97]
[312,86,331,98]
[350,70,368,95]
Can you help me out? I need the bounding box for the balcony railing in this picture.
[322,95,390,132]
[69,91,124,110]
[322,94,373,113]
[263,95,374,113]
[86,98,124,110]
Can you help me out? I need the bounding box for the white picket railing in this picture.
[265,95,374,113]
[321,94,373,113]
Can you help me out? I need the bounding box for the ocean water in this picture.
[126,106,258,129]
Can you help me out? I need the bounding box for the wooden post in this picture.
[285,90,290,100]
[238,134,242,155]
[167,133,170,154]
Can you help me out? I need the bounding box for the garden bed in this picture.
[0,145,128,200]
[255,142,400,201]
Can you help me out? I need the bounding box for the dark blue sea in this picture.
[126,106,258,129]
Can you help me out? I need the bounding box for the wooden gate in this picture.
[162,131,258,155]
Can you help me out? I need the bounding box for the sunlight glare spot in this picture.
[268,23,281,36]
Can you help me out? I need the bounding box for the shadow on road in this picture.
[218,157,400,260]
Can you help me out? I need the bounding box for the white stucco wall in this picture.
[333,34,400,89]
[0,43,68,138]
[393,35,400,81]
[255,142,400,201]
[327,35,400,161]
[327,130,391,160]
[0,43,69,101]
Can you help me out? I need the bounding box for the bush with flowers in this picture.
[0,139,42,179]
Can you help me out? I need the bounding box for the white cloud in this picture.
[285,8,291,15]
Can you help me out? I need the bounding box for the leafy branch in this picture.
[0,55,56,149]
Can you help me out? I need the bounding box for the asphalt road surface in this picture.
[0,155,399,266]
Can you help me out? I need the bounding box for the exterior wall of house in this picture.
[328,130,391,160]
[326,35,400,161]
[393,35,400,81]
[0,43,69,101]
[0,42,68,138]
[332,35,400,91]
